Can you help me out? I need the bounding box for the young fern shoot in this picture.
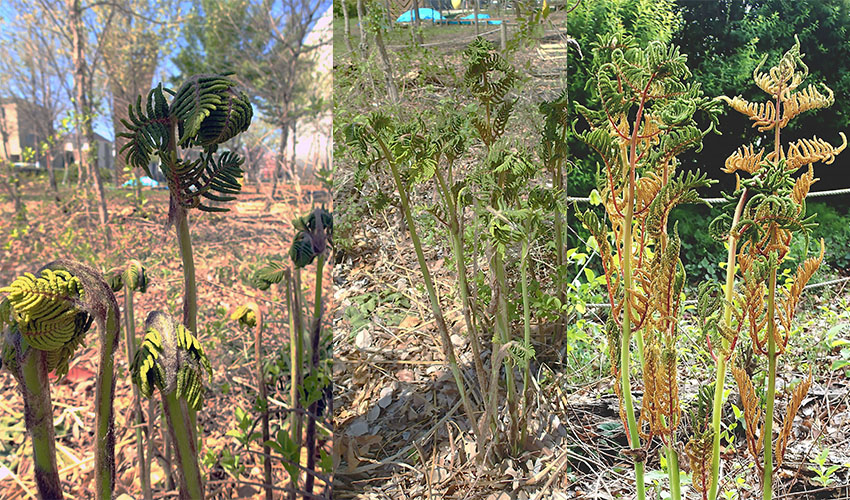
[132,311,212,500]
[706,36,845,500]
[575,35,721,500]
[0,260,121,500]
[107,260,152,500]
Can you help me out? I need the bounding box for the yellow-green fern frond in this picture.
[131,311,211,411]
[0,269,93,375]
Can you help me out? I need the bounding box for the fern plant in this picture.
[120,74,252,447]
[253,206,332,499]
[703,36,845,500]
[574,35,721,500]
[107,260,152,500]
[131,310,212,500]
[0,260,120,500]
[120,73,252,334]
[231,302,272,500]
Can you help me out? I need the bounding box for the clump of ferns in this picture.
[131,311,212,500]
[574,34,722,500]
[107,260,154,500]
[253,207,332,499]
[0,260,120,500]
[698,35,845,500]
[344,38,559,462]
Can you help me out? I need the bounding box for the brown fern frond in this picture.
[780,84,834,126]
[719,95,777,131]
[779,239,824,336]
[791,166,818,205]
[775,372,812,468]
[639,341,660,440]
[723,143,766,174]
[776,133,847,170]
[686,429,715,500]
[655,346,680,437]
[733,365,763,467]
[635,173,662,214]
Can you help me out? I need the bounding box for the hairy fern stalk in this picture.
[0,261,120,500]
[575,36,721,500]
[704,36,844,500]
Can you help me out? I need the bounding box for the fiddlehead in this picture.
[118,74,253,215]
[132,311,212,411]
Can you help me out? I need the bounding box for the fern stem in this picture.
[375,134,484,454]
[254,306,273,500]
[174,207,199,446]
[667,440,681,500]
[763,267,778,500]
[123,282,151,500]
[519,227,532,449]
[621,95,646,500]
[164,390,204,500]
[20,349,64,500]
[433,163,489,403]
[709,188,748,500]
[494,251,519,452]
[304,255,325,496]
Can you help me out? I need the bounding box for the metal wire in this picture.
[565,187,850,205]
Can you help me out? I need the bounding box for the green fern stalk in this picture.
[110,261,152,500]
[519,221,532,448]
[708,188,748,500]
[20,347,63,499]
[304,254,325,496]
[373,132,485,453]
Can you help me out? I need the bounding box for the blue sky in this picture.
[0,0,331,141]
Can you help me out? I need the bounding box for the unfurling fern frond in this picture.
[290,207,334,269]
[646,170,713,240]
[0,269,93,375]
[117,83,171,174]
[120,74,253,218]
[775,372,812,468]
[231,305,257,329]
[131,311,211,410]
[107,260,148,293]
[253,261,287,290]
[732,365,763,467]
[686,429,715,500]
[718,95,777,131]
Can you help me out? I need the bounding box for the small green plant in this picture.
[107,260,151,500]
[0,260,120,500]
[231,303,273,500]
[811,448,842,487]
[253,207,332,499]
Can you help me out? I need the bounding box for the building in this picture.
[61,132,115,172]
[0,97,55,164]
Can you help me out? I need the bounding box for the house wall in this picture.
[0,102,22,160]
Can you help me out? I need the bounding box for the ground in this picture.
[332,11,850,500]
[0,175,332,499]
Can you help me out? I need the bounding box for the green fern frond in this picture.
[646,169,714,240]
[117,84,171,174]
[131,311,211,411]
[106,260,148,293]
[253,261,287,290]
[231,305,257,329]
[0,269,92,360]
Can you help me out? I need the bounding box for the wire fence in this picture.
[565,187,850,205]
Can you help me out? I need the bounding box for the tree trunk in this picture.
[342,0,353,51]
[70,0,111,247]
[384,0,393,30]
[356,0,367,56]
[474,0,480,34]
[412,0,422,46]
[374,29,399,103]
